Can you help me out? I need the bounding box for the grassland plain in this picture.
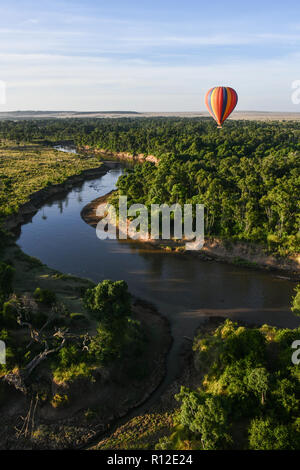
[0,140,106,220]
[0,139,107,315]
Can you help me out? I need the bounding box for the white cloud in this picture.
[0,51,298,112]
[23,18,40,25]
[0,6,298,112]
[0,28,84,35]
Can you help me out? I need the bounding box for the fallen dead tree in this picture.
[1,296,92,395]
[1,297,68,392]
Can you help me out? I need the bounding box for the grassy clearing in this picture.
[0,140,102,218]
[2,243,94,317]
[92,412,173,450]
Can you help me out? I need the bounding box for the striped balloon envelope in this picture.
[205,86,238,128]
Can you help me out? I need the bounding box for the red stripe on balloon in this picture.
[222,88,237,123]
[216,87,224,125]
[212,87,219,124]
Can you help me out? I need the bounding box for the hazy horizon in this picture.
[1,109,300,114]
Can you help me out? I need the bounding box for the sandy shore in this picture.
[81,191,300,276]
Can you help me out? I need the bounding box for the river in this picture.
[17,149,300,397]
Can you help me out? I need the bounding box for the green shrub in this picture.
[88,325,120,364]
[33,287,56,305]
[175,387,232,450]
[69,312,87,323]
[221,327,266,365]
[0,262,15,306]
[291,284,300,316]
[84,279,131,328]
[58,345,81,368]
[52,363,92,384]
[50,393,69,408]
[248,418,300,450]
[1,299,17,328]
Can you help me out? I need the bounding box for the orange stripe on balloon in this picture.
[210,88,219,124]
[223,88,237,122]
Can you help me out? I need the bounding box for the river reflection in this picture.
[17,162,300,382]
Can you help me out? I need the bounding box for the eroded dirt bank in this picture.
[80,145,159,164]
[81,191,300,275]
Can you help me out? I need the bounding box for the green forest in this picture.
[157,319,300,450]
[0,118,299,255]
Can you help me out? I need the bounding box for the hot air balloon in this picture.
[205,86,238,128]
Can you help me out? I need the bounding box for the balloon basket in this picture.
[217,125,222,129]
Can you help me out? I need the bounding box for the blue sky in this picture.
[0,0,300,111]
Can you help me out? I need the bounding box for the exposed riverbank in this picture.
[81,191,300,276]
[80,145,159,164]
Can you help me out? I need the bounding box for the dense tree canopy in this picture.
[0,118,299,254]
[156,319,300,450]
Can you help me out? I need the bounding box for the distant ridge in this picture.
[1,110,140,114]
[0,110,141,119]
[0,110,300,121]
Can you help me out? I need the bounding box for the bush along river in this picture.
[17,147,300,414]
